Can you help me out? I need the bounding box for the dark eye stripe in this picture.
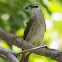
[34,6,38,8]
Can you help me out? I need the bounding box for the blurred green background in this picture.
[0,0,62,62]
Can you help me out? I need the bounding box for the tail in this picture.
[20,50,31,62]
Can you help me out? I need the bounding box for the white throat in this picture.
[32,8,41,15]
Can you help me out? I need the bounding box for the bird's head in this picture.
[25,5,41,15]
[31,5,41,15]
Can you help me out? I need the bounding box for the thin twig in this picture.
[17,45,47,54]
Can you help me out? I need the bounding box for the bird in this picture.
[20,5,46,62]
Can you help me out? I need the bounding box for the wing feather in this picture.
[23,19,33,40]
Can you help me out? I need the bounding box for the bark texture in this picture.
[0,27,62,62]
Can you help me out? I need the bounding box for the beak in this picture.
[30,5,34,8]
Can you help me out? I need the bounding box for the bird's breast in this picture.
[25,20,45,45]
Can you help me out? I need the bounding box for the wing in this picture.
[23,19,33,40]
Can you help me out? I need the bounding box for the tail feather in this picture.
[20,51,31,62]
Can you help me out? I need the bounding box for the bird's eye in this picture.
[34,6,38,8]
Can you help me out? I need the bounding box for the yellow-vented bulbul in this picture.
[20,5,46,62]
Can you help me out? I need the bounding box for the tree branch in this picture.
[0,54,7,60]
[0,46,19,62]
[0,27,62,62]
[17,45,47,54]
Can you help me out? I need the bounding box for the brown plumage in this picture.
[20,5,46,62]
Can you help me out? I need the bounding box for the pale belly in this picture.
[25,23,45,46]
